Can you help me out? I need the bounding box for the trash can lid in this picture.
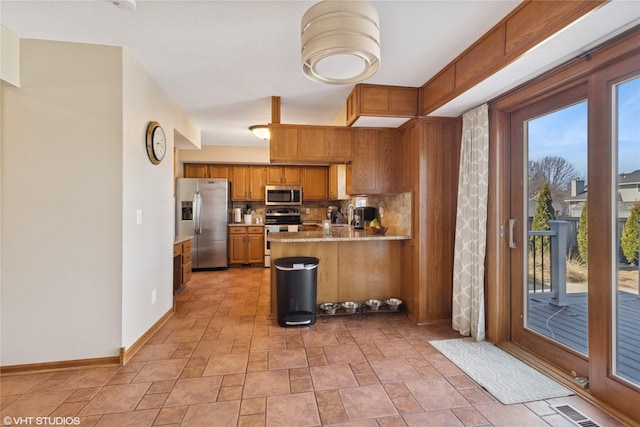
[274,257,319,270]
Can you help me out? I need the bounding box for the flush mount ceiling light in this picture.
[301,0,380,85]
[249,125,270,141]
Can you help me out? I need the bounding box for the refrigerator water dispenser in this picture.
[181,201,193,220]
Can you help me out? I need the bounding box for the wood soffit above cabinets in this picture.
[343,0,606,123]
[419,0,605,115]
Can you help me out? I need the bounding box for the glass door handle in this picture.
[508,219,516,249]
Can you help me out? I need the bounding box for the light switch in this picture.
[136,209,143,225]
[151,289,157,304]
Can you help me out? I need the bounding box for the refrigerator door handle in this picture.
[194,192,202,235]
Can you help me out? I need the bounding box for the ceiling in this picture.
[2,1,639,148]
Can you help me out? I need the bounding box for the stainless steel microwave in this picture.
[265,185,302,206]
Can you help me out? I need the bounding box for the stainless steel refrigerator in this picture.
[176,178,229,269]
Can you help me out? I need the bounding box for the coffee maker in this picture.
[354,207,377,229]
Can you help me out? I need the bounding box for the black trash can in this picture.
[275,257,320,327]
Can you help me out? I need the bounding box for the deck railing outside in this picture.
[528,220,569,306]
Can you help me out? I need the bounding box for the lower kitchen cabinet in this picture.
[173,238,193,294]
[229,226,264,266]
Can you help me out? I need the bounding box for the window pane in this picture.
[525,101,588,355]
[614,75,640,386]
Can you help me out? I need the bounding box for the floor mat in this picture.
[430,338,573,404]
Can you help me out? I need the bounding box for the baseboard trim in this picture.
[120,307,174,366]
[1,307,174,375]
[0,356,120,376]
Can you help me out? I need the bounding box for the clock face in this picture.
[146,121,166,165]
[152,126,166,161]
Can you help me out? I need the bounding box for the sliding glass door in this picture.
[510,85,590,377]
[492,30,640,417]
[613,75,640,388]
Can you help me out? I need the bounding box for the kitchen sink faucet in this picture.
[347,204,355,226]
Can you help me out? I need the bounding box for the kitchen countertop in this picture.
[174,235,193,245]
[268,227,410,242]
[229,223,264,227]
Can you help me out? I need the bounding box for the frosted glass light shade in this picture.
[249,125,270,141]
[301,0,380,85]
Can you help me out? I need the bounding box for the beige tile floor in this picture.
[0,268,624,426]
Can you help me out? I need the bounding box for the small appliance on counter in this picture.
[233,207,242,223]
[354,206,378,229]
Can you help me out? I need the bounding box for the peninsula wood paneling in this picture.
[420,0,605,115]
[268,240,403,317]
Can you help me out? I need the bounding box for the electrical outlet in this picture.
[151,289,157,304]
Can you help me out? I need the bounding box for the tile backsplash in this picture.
[230,193,412,237]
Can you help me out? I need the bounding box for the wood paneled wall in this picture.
[401,117,462,324]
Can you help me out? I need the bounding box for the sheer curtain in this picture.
[452,103,489,341]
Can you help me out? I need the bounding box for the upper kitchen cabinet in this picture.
[231,166,266,201]
[347,128,402,195]
[301,166,329,201]
[266,166,301,185]
[184,164,229,179]
[270,125,298,160]
[269,124,352,164]
[346,84,418,127]
[329,164,349,200]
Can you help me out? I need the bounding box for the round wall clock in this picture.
[145,121,166,165]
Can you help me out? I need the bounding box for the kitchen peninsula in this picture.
[268,227,410,317]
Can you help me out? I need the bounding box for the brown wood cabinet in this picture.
[302,166,328,200]
[184,163,334,202]
[269,124,352,163]
[328,164,349,200]
[183,164,229,178]
[229,226,264,266]
[269,125,298,160]
[346,84,418,126]
[347,128,402,195]
[173,239,192,294]
[231,166,266,201]
[266,166,301,185]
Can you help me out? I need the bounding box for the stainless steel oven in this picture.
[264,208,301,267]
[265,186,302,206]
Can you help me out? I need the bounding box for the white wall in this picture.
[0,39,200,366]
[1,40,123,365]
[1,26,21,87]
[176,145,269,178]
[121,51,198,349]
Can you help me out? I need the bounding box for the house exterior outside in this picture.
[566,170,640,218]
